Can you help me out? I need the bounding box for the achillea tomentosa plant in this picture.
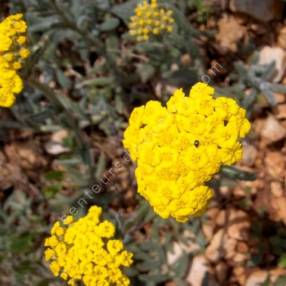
[123,82,251,222]
[44,206,133,286]
[0,14,29,108]
[1,5,251,286]
[129,0,174,42]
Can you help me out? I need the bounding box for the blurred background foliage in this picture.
[1,0,286,285]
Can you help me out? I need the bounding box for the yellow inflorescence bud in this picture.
[129,0,174,42]
[44,205,133,286]
[0,14,29,108]
[123,82,251,222]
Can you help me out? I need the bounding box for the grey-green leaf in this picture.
[112,0,140,24]
[99,18,120,32]
[137,63,156,83]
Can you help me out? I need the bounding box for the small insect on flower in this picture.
[129,0,174,42]
[0,14,29,108]
[44,205,133,286]
[123,82,251,222]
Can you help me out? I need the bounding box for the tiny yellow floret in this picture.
[123,82,251,222]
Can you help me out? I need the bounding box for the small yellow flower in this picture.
[123,82,251,222]
[50,261,60,276]
[63,215,74,225]
[12,61,22,70]
[3,52,14,61]
[44,205,133,286]
[0,13,29,108]
[44,248,55,261]
[129,0,174,42]
[17,35,27,44]
[107,240,124,255]
[61,272,68,280]
[19,48,30,59]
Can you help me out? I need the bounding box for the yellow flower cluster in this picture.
[129,0,174,42]
[0,14,29,108]
[44,206,133,286]
[123,82,251,222]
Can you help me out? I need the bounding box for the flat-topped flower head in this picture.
[0,14,29,107]
[44,205,133,286]
[123,82,251,222]
[129,0,174,42]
